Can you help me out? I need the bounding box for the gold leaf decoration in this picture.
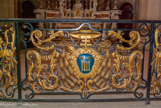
[27,30,143,97]
[0,27,17,98]
[151,29,161,97]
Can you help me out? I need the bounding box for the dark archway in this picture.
[119,2,133,20]
[118,2,133,47]
[21,1,35,18]
[21,1,36,47]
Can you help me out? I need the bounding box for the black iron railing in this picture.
[0,18,161,105]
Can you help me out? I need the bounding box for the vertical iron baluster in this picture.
[146,24,155,104]
[15,22,22,106]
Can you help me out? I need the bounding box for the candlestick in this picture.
[47,0,51,10]
[106,0,110,10]
[113,0,118,10]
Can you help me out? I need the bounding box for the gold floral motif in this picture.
[0,27,17,98]
[151,29,161,96]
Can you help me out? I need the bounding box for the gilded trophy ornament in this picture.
[27,29,143,97]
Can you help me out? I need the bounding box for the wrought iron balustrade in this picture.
[0,18,160,105]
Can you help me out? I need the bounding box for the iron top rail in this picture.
[0,18,161,23]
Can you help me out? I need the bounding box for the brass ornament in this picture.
[27,30,63,93]
[60,30,143,96]
[0,27,17,98]
[70,30,101,39]
[64,47,104,81]
[151,29,161,97]
[108,31,140,50]
[70,30,101,48]
[30,30,64,51]
[27,29,143,97]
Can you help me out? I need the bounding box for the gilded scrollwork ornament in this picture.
[27,30,63,93]
[0,27,17,98]
[108,31,141,50]
[30,30,64,51]
[151,29,161,97]
[58,30,143,97]
[27,29,143,98]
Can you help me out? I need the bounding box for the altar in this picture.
[34,0,122,29]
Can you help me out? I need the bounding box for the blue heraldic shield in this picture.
[77,54,94,74]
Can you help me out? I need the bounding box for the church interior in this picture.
[0,0,161,20]
[0,0,161,108]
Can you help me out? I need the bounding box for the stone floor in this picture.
[1,101,161,108]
